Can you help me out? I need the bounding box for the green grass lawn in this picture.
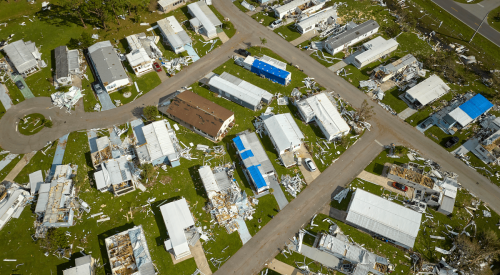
[251,11,277,27]
[18,113,46,136]
[0,154,24,181]
[380,86,409,113]
[4,79,26,104]
[109,69,161,106]
[424,125,474,152]
[13,141,58,184]
[488,5,500,33]
[405,105,433,126]
[310,49,344,68]
[81,67,99,112]
[466,152,500,187]
[275,245,334,274]
[364,146,424,175]
[273,23,301,42]
[0,100,6,121]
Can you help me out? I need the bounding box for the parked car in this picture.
[15,80,25,90]
[304,158,316,172]
[392,182,408,192]
[445,136,459,148]
[236,49,250,57]
[270,19,283,29]
[93,83,104,94]
[153,62,162,72]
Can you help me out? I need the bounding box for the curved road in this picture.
[2,1,500,274]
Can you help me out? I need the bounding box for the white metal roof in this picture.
[208,75,262,108]
[324,20,379,50]
[29,170,44,195]
[275,0,310,15]
[448,108,472,127]
[63,263,92,275]
[67,49,80,72]
[355,37,399,64]
[142,121,176,161]
[346,189,422,248]
[157,17,192,49]
[102,156,132,186]
[126,48,152,67]
[160,198,195,257]
[263,113,304,153]
[188,1,221,35]
[220,72,274,103]
[3,39,39,73]
[198,166,220,194]
[298,93,350,139]
[126,34,143,51]
[297,7,337,30]
[88,41,129,85]
[406,74,450,106]
[94,170,107,190]
[259,55,287,71]
[158,0,179,7]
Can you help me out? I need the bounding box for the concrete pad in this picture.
[379,80,396,92]
[0,84,13,110]
[218,32,230,44]
[156,69,169,82]
[191,240,212,275]
[71,75,82,89]
[49,134,69,178]
[357,170,413,198]
[236,218,252,244]
[289,244,340,269]
[267,259,304,275]
[4,151,36,182]
[169,250,193,264]
[398,108,417,120]
[328,61,347,72]
[290,30,318,46]
[0,153,19,172]
[97,92,115,111]
[452,138,478,156]
[269,177,288,210]
[296,145,321,184]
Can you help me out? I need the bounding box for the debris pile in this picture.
[280,174,304,197]
[161,56,195,75]
[50,86,83,112]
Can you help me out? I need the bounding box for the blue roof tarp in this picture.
[459,94,493,120]
[232,136,245,151]
[251,59,290,85]
[247,165,267,189]
[240,150,254,160]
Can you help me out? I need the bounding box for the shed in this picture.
[353,37,399,68]
[405,75,450,108]
[160,198,195,260]
[29,170,44,195]
[324,20,379,55]
[296,93,349,140]
[346,189,422,249]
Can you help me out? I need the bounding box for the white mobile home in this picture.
[296,93,350,140]
[405,74,450,108]
[126,48,153,76]
[263,114,304,167]
[88,41,130,93]
[372,54,417,82]
[324,20,379,55]
[158,0,186,13]
[296,7,337,34]
[3,39,41,76]
[352,36,399,68]
[160,198,196,260]
[188,1,222,39]
[157,16,192,54]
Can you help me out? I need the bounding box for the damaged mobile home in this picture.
[198,165,255,234]
[160,198,197,260]
[346,189,422,249]
[0,181,30,231]
[34,164,78,228]
[296,92,350,141]
[274,0,327,19]
[207,72,274,111]
[54,46,83,86]
[371,54,418,83]
[296,7,337,34]
[62,255,96,275]
[324,20,379,55]
[352,36,399,69]
[104,225,155,275]
[3,39,42,76]
[238,55,291,86]
[261,113,305,168]
[157,16,192,54]
[161,90,234,142]
[404,75,450,109]
[134,120,181,167]
[233,131,277,194]
[158,0,187,13]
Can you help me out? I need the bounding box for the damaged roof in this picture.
[165,90,234,138]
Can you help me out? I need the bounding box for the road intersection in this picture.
[1,1,500,274]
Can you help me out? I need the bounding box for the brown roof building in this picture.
[163,90,234,142]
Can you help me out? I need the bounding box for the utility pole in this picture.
[469,14,488,43]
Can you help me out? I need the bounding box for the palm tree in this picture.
[260,37,267,52]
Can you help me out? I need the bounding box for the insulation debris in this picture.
[50,86,83,112]
[281,174,304,198]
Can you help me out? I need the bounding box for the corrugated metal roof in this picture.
[252,59,290,83]
[234,132,274,174]
[346,189,422,248]
[259,55,287,71]
[3,39,39,73]
[88,41,128,86]
[62,263,92,275]
[96,136,110,151]
[188,1,220,35]
[143,121,176,161]
[157,17,192,49]
[102,157,132,185]
[447,108,471,126]
[263,113,304,153]
[406,75,450,106]
[220,72,273,103]
[209,75,262,108]
[29,170,43,195]
[325,20,379,50]
[126,34,143,51]
[94,170,108,190]
[126,48,152,67]
[298,93,350,139]
[199,166,219,193]
[297,7,337,30]
[355,36,398,64]
[459,94,492,120]
[67,49,80,72]
[55,46,69,79]
[160,198,195,257]
[158,0,180,7]
[275,0,310,14]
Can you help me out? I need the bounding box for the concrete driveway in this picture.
[357,170,414,198]
[296,144,321,184]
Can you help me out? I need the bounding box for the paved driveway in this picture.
[97,92,116,111]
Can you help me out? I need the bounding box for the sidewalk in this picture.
[4,151,36,182]
[267,259,304,275]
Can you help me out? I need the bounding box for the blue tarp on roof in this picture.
[247,165,267,189]
[232,136,245,151]
[240,150,254,160]
[250,59,290,85]
[459,94,493,120]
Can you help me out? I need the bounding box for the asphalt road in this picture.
[2,1,500,274]
[432,0,500,46]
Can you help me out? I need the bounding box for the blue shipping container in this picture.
[250,59,290,85]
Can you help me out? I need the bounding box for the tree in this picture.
[356,100,375,121]
[79,31,94,48]
[84,0,110,30]
[451,230,500,272]
[43,119,53,128]
[143,105,159,121]
[39,228,69,252]
[61,0,87,28]
[260,37,267,53]
[339,135,350,148]
[140,163,155,184]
